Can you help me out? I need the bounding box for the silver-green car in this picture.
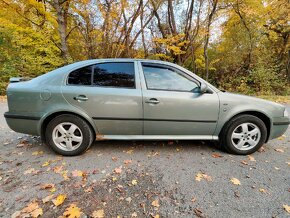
[4,59,290,156]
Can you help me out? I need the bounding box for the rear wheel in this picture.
[45,114,94,156]
[220,115,267,155]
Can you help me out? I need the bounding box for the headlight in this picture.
[284,109,289,117]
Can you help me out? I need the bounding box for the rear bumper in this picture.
[4,112,40,135]
[269,116,290,140]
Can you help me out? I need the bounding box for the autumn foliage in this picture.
[0,0,289,95]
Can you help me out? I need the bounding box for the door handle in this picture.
[145,98,160,104]
[74,95,88,102]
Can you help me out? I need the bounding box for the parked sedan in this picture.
[4,59,290,156]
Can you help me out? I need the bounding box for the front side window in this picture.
[142,65,199,92]
[67,66,92,85]
[93,63,135,88]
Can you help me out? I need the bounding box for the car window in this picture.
[67,66,92,85]
[93,63,135,88]
[142,65,199,92]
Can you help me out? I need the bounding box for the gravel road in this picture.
[0,102,289,218]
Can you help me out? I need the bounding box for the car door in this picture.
[139,62,219,137]
[62,61,143,135]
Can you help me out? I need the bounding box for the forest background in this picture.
[0,0,289,97]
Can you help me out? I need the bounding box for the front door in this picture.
[139,63,219,137]
[62,61,143,135]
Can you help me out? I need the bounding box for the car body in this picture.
[4,59,290,155]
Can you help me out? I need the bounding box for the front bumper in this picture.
[269,116,290,140]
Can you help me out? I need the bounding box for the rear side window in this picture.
[67,66,92,85]
[93,63,135,88]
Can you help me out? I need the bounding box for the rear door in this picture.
[139,62,219,137]
[62,61,143,135]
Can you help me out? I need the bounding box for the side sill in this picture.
[96,135,219,141]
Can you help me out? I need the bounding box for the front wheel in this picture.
[220,115,267,155]
[45,114,94,156]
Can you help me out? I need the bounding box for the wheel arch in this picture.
[40,111,97,142]
[220,111,271,142]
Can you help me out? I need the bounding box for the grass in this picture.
[256,95,290,104]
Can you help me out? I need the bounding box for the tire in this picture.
[220,115,267,155]
[45,114,94,156]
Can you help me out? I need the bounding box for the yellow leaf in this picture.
[131,180,138,185]
[32,151,44,156]
[42,161,50,167]
[126,149,134,154]
[63,204,81,218]
[195,173,203,181]
[92,209,104,218]
[151,199,160,208]
[230,178,241,185]
[283,204,290,213]
[195,172,212,182]
[52,194,66,206]
[72,170,83,177]
[154,215,160,218]
[259,188,267,193]
[50,187,56,193]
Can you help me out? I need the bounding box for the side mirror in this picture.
[200,82,208,94]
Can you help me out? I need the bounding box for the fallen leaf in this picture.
[126,149,134,154]
[112,157,118,161]
[52,194,66,206]
[151,199,160,208]
[283,204,290,213]
[31,208,43,218]
[125,197,132,203]
[131,179,138,185]
[211,153,223,158]
[258,146,265,152]
[153,215,160,218]
[40,183,54,190]
[230,178,241,185]
[193,208,204,217]
[92,209,104,218]
[50,187,56,193]
[278,135,286,140]
[24,168,39,175]
[42,161,50,167]
[195,172,212,182]
[191,197,196,203]
[114,167,122,174]
[22,202,39,213]
[131,212,137,217]
[32,151,44,156]
[42,194,54,203]
[259,188,267,194]
[274,148,284,153]
[247,155,256,162]
[287,162,290,166]
[72,170,83,177]
[63,204,81,218]
[240,160,248,165]
[53,166,63,173]
[124,159,132,164]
